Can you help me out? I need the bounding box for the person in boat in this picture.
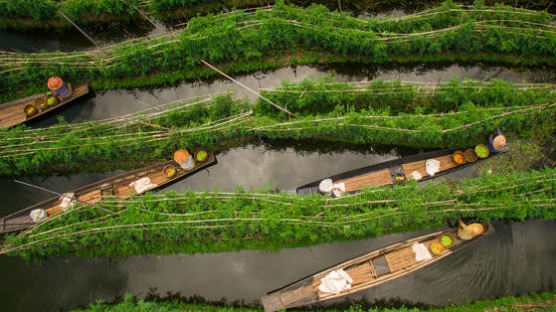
[487,127,509,153]
[457,219,486,240]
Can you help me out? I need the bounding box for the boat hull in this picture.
[0,151,217,234]
[261,223,491,311]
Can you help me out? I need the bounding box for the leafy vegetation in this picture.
[0,0,140,21]
[1,166,554,258]
[1,1,555,102]
[1,0,554,29]
[0,78,553,176]
[72,292,556,312]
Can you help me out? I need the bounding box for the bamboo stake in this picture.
[200,60,296,117]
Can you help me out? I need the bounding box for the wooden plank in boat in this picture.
[347,262,375,286]
[402,155,458,180]
[280,285,315,308]
[0,84,89,128]
[336,168,392,192]
[384,246,418,272]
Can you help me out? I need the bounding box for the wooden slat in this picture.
[0,84,89,128]
[0,153,216,234]
[280,285,315,307]
[336,168,392,192]
[384,247,418,272]
[346,262,375,286]
[402,155,459,180]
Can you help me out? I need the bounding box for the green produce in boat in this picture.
[195,150,208,162]
[47,96,58,106]
[475,144,490,158]
[441,235,453,247]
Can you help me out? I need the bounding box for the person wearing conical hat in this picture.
[488,127,509,153]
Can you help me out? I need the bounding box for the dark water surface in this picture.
[0,21,166,53]
[0,145,399,216]
[0,220,554,312]
[28,63,549,129]
[1,22,555,312]
[0,145,555,312]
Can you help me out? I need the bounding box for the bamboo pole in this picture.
[200,60,296,117]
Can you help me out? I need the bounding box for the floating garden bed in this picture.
[0,78,553,176]
[1,166,553,259]
[70,291,556,312]
[1,1,555,102]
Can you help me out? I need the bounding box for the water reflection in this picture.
[0,220,554,312]
[31,63,546,128]
[0,145,397,217]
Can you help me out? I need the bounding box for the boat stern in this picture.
[261,293,285,312]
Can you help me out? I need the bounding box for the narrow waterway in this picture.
[0,21,166,53]
[27,63,550,129]
[0,145,400,216]
[0,219,554,312]
[1,16,555,312]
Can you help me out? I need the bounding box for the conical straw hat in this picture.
[173,149,190,163]
[47,76,63,90]
[468,223,485,235]
[493,135,506,150]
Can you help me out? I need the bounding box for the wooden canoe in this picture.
[0,84,89,128]
[261,223,492,312]
[0,151,217,234]
[295,147,507,196]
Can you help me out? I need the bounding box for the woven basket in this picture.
[464,148,478,162]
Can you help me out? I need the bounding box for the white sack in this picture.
[29,209,47,223]
[129,177,157,194]
[59,192,76,211]
[411,243,432,262]
[410,171,423,181]
[425,159,440,176]
[318,269,353,294]
[319,179,333,194]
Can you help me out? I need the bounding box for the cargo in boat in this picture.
[0,150,216,234]
[296,138,508,197]
[0,82,89,128]
[261,221,492,312]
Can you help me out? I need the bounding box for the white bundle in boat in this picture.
[410,171,423,181]
[425,159,440,176]
[319,179,346,197]
[319,179,333,195]
[411,243,432,261]
[129,177,157,194]
[29,209,46,223]
[318,269,353,294]
[59,192,76,211]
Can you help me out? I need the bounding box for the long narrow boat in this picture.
[261,223,492,312]
[295,146,506,196]
[0,151,216,234]
[0,84,89,128]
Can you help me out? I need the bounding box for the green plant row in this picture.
[0,0,141,21]
[72,292,556,312]
[1,165,554,258]
[0,78,554,176]
[1,1,555,102]
[1,0,554,29]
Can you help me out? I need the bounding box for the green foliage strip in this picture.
[1,166,554,258]
[1,1,555,101]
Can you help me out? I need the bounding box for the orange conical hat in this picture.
[173,149,190,163]
[47,76,63,90]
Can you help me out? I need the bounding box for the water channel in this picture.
[1,24,555,312]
